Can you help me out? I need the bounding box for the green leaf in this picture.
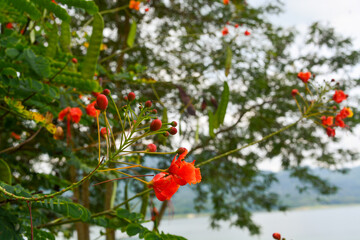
[0,209,22,240]
[1,67,17,78]
[34,0,71,22]
[60,21,71,53]
[46,23,59,58]
[23,48,51,78]
[81,12,104,80]
[215,81,230,125]
[127,20,137,47]
[0,159,11,185]
[116,208,130,219]
[3,0,41,20]
[225,45,232,76]
[126,223,142,236]
[144,232,161,240]
[5,48,20,59]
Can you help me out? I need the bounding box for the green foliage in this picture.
[34,0,71,22]
[60,21,71,53]
[0,159,11,185]
[57,0,99,15]
[23,48,51,78]
[81,12,104,80]
[3,0,41,21]
[45,23,59,58]
[127,20,137,48]
[225,46,232,77]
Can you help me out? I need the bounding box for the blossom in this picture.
[339,107,353,118]
[297,72,311,83]
[6,23,13,29]
[335,115,345,128]
[333,90,347,103]
[58,107,82,123]
[149,173,180,201]
[86,101,100,117]
[223,0,229,4]
[11,132,21,140]
[244,30,250,36]
[168,148,202,186]
[100,127,108,137]
[326,127,335,137]
[129,0,140,10]
[321,116,333,126]
[222,27,229,36]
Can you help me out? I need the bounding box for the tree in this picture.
[0,0,359,239]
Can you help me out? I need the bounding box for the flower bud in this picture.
[100,127,108,138]
[92,92,100,97]
[177,147,186,154]
[103,89,110,96]
[145,100,152,108]
[272,233,281,240]
[152,109,157,114]
[128,92,136,101]
[123,96,128,101]
[147,143,157,152]
[291,89,299,97]
[54,126,64,140]
[163,132,169,137]
[171,121,177,127]
[150,119,162,131]
[96,94,108,111]
[72,58,78,64]
[168,127,177,135]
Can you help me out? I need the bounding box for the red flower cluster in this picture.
[297,71,311,83]
[149,148,202,201]
[322,91,352,137]
[129,0,140,10]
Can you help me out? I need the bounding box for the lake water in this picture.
[64,205,360,240]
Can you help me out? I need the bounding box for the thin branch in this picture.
[0,127,42,154]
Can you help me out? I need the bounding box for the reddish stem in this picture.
[66,115,71,146]
[27,201,33,240]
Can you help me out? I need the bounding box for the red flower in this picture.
[11,132,21,140]
[51,0,58,4]
[86,101,100,117]
[149,173,180,201]
[321,116,333,126]
[58,107,82,123]
[244,30,250,36]
[234,24,239,28]
[58,107,82,144]
[272,233,281,240]
[297,72,311,83]
[222,27,229,36]
[145,100,152,108]
[168,148,202,186]
[291,89,299,97]
[333,90,347,103]
[223,0,229,4]
[326,127,335,137]
[6,23,13,29]
[335,115,345,128]
[145,8,149,12]
[129,0,140,10]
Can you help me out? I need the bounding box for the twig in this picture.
[0,128,42,154]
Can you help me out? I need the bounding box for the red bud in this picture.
[168,127,177,135]
[96,94,108,111]
[171,121,177,127]
[272,233,281,240]
[100,127,108,137]
[145,100,152,108]
[177,147,186,154]
[147,143,157,152]
[128,92,136,101]
[103,89,110,96]
[152,109,157,114]
[72,58,78,64]
[150,119,162,131]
